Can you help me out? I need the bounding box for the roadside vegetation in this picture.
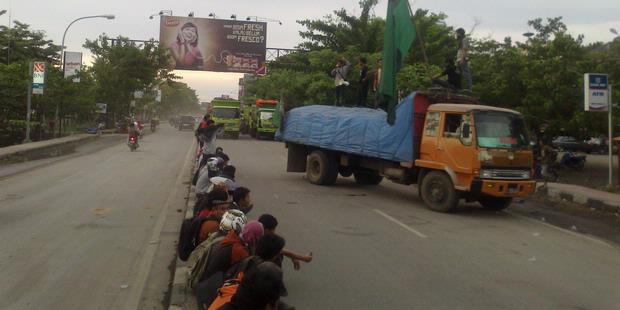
[247,0,620,140]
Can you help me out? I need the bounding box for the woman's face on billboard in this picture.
[182,26,197,43]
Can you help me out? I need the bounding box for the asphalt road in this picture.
[2,129,620,310]
[0,125,195,310]
[216,136,620,310]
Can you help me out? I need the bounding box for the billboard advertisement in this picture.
[32,62,46,95]
[159,16,267,73]
[63,51,82,82]
[584,73,610,112]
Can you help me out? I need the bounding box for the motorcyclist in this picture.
[150,117,159,132]
[128,122,139,143]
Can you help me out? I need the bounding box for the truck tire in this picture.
[353,171,383,185]
[420,171,459,212]
[306,150,338,185]
[478,197,512,211]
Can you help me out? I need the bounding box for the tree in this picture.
[159,81,200,116]
[84,35,169,118]
[297,0,384,53]
[0,21,61,65]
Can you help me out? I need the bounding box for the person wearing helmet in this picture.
[195,209,248,310]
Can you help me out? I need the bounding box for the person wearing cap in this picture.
[196,186,230,218]
[197,188,231,243]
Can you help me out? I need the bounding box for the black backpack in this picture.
[178,216,210,261]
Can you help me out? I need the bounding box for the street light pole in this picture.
[57,14,114,137]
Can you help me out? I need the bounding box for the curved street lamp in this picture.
[0,10,7,16]
[57,14,114,138]
[61,14,115,65]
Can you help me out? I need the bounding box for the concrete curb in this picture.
[536,183,620,213]
[0,134,101,165]
[168,155,198,310]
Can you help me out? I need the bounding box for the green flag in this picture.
[378,0,416,124]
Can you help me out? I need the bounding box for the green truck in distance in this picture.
[249,99,278,140]
[211,98,241,139]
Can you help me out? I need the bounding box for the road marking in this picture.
[373,209,428,239]
[124,138,196,310]
[507,211,615,249]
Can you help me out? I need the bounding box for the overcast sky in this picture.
[3,0,619,101]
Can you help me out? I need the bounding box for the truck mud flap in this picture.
[287,143,307,172]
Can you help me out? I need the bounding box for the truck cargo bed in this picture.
[280,93,430,162]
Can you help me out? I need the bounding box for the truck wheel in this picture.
[479,197,513,211]
[306,151,338,185]
[353,171,383,185]
[420,171,459,212]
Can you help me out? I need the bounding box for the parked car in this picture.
[178,115,195,131]
[585,137,618,154]
[552,136,590,153]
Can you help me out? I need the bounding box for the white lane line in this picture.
[374,209,428,239]
[507,211,615,249]
[124,138,197,310]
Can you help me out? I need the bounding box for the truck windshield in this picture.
[213,108,239,119]
[474,111,529,149]
[259,111,273,121]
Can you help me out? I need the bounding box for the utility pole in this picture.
[24,62,33,143]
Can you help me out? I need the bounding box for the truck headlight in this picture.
[480,169,493,178]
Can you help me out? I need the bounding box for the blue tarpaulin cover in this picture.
[280,93,416,162]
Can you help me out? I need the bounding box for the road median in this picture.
[0,134,101,165]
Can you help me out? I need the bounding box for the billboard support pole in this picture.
[24,61,33,143]
[609,85,613,187]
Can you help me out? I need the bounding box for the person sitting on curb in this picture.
[258,214,313,270]
[231,187,253,215]
[211,165,238,194]
[208,234,291,310]
[198,188,231,243]
[195,210,249,310]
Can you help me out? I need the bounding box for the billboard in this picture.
[63,51,82,82]
[584,73,610,112]
[159,16,267,73]
[32,62,46,95]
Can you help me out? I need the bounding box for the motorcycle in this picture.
[128,135,139,152]
[560,152,586,170]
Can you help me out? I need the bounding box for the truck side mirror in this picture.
[462,123,470,139]
[460,123,472,146]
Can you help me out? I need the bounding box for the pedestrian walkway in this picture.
[539,182,620,212]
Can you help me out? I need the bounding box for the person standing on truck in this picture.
[432,56,462,90]
[372,58,383,109]
[357,57,370,107]
[331,58,351,106]
[456,28,472,90]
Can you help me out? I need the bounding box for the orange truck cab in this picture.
[414,103,535,211]
[282,92,536,212]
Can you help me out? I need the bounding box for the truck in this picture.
[211,98,241,139]
[280,91,536,212]
[249,99,278,139]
